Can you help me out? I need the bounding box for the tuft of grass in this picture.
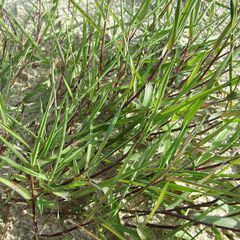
[0,0,240,239]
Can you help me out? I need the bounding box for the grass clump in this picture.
[0,0,240,239]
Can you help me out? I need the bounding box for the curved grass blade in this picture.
[0,176,31,200]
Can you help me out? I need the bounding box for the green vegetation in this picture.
[0,0,240,239]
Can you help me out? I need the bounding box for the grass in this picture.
[0,0,240,239]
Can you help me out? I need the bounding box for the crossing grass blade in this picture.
[0,122,30,149]
[31,90,53,166]
[69,0,102,34]
[1,0,240,239]
[145,182,169,224]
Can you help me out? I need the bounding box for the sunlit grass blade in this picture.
[0,176,31,200]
